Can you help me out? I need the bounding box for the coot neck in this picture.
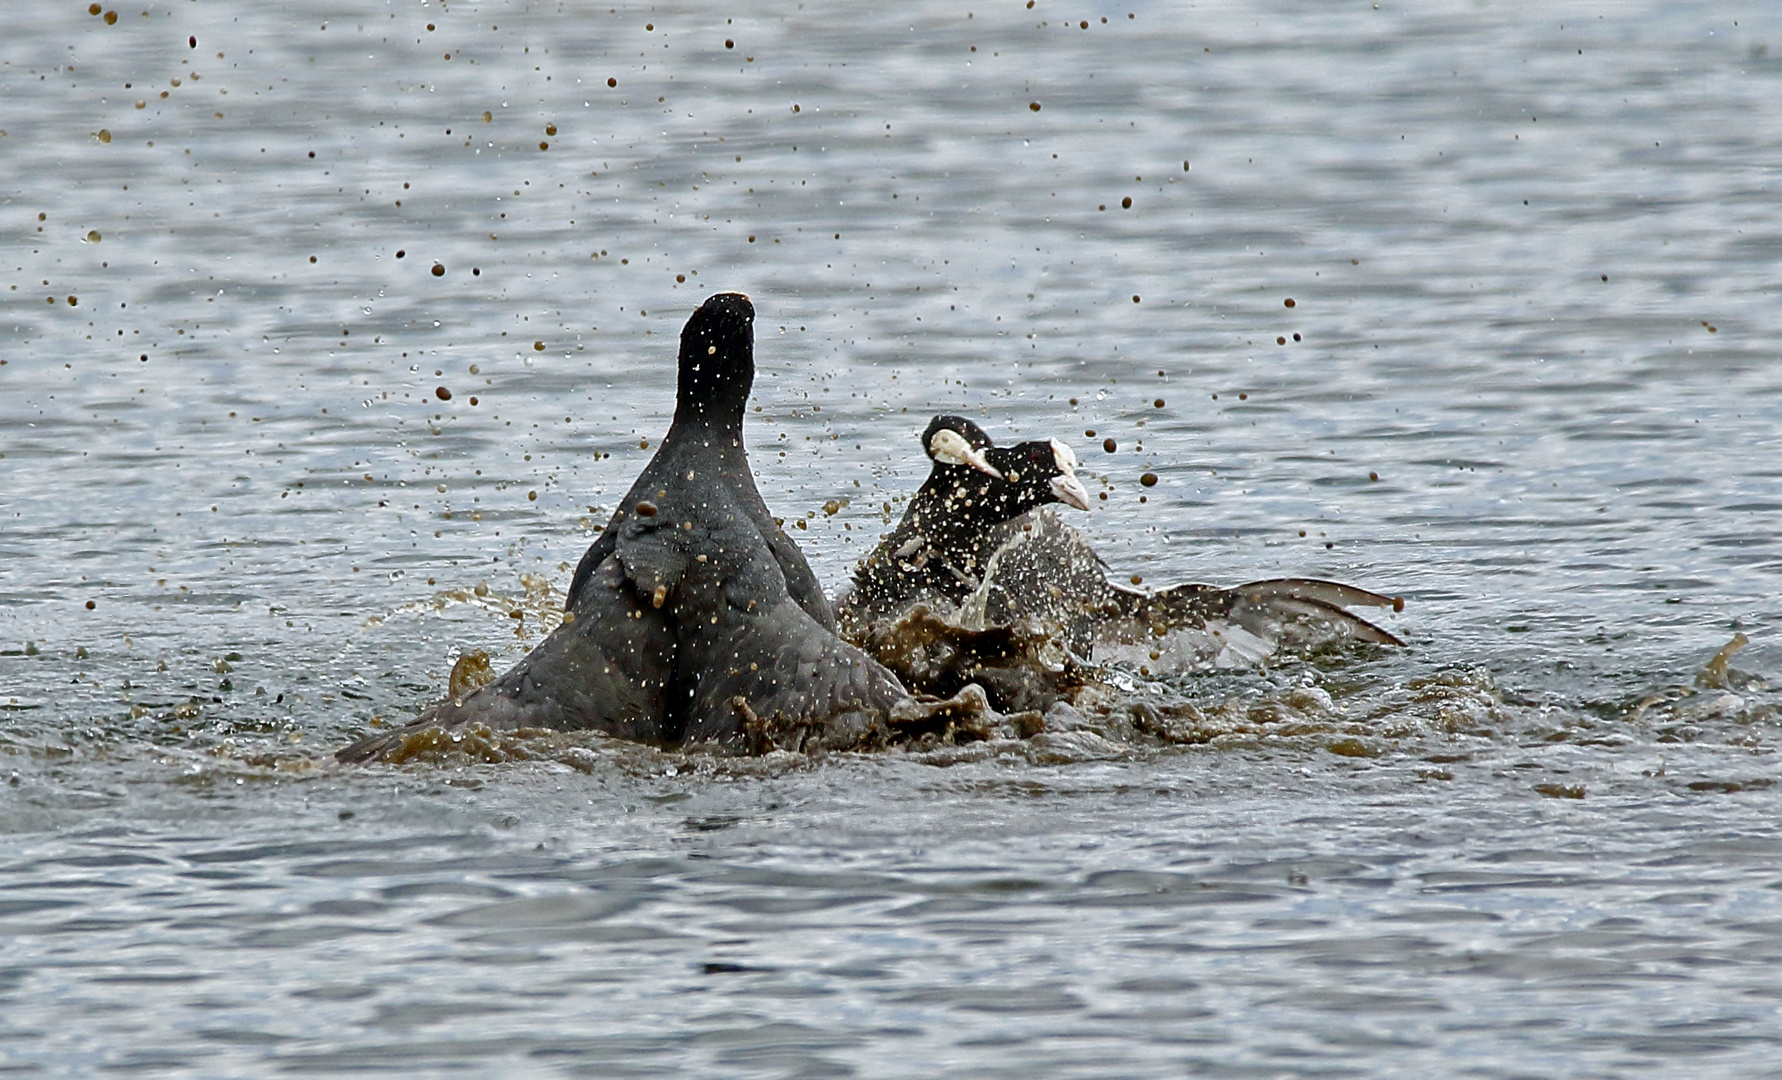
[664,368,754,480]
[663,422,748,486]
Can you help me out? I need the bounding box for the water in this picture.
[4,1,1782,1074]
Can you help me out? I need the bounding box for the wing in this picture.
[1223,579,1405,647]
[677,596,909,752]
[1094,577,1404,665]
[562,525,618,611]
[761,518,836,630]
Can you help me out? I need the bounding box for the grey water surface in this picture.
[4,1,1782,1076]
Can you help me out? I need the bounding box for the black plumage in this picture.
[837,416,1090,635]
[339,293,908,762]
[839,417,1402,694]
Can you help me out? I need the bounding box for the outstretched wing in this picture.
[1222,579,1405,647]
[1100,577,1404,656]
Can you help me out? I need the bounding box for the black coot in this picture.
[840,416,1402,694]
[837,415,1090,635]
[339,293,909,761]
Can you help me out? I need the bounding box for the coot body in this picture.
[339,293,908,761]
[837,416,1090,635]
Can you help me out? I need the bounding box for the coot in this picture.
[339,293,911,761]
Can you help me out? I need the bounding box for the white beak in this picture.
[1050,473,1092,511]
[1048,438,1091,510]
[929,428,1003,479]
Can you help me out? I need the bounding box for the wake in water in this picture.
[325,614,1775,798]
[307,404,1770,779]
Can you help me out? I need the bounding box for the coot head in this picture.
[838,416,1090,627]
[986,438,1092,512]
[675,292,755,425]
[921,415,1002,479]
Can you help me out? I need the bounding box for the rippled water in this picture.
[5,2,1782,1075]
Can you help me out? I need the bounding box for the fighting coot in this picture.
[837,415,1090,636]
[840,418,1401,702]
[339,293,912,761]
